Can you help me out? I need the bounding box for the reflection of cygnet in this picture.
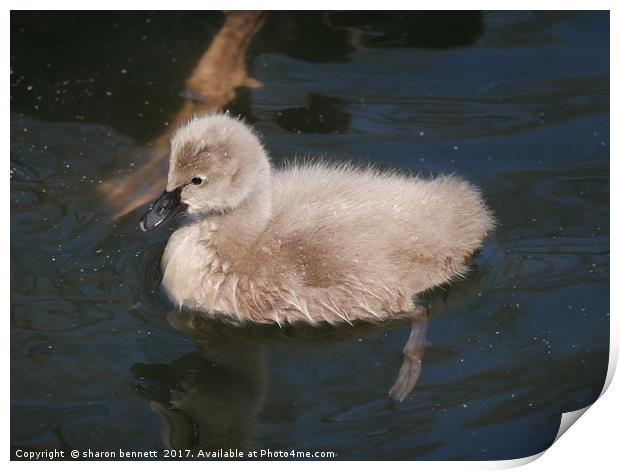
[140,113,494,325]
[131,312,267,451]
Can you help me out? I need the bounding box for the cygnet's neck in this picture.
[198,175,273,255]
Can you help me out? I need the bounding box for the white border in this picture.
[4,1,618,10]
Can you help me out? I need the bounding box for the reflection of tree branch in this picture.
[98,11,266,219]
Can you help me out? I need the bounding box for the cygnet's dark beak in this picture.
[139,188,187,232]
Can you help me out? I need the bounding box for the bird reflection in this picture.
[131,310,427,451]
[131,312,267,452]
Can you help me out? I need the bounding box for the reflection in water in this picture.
[259,11,484,63]
[131,310,425,450]
[9,11,485,136]
[132,312,267,451]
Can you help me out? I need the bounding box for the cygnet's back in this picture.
[264,163,493,313]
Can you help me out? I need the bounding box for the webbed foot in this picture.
[388,303,428,401]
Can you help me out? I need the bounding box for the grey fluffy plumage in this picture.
[154,114,495,325]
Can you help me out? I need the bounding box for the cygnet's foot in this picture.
[388,303,428,401]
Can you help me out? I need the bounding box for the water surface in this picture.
[10,11,609,460]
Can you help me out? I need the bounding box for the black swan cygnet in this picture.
[140,113,494,327]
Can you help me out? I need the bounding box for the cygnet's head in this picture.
[140,114,270,231]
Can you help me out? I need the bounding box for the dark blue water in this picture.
[11,11,609,460]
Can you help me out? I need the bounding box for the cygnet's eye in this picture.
[191,177,203,185]
[157,202,168,214]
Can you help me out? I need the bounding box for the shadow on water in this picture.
[11,11,609,460]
